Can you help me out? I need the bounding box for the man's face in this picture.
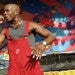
[4,5,17,21]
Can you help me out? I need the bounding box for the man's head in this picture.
[4,4,20,21]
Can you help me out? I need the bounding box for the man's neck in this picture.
[11,17,23,28]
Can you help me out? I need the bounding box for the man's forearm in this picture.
[45,34,56,45]
[0,40,7,50]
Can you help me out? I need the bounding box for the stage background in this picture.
[0,0,75,75]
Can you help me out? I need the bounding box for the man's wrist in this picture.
[42,41,47,46]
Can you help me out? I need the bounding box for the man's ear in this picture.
[15,11,18,15]
[15,9,20,15]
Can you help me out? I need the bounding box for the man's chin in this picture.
[4,17,10,22]
[5,19,11,22]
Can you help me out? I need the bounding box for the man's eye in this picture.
[5,10,9,12]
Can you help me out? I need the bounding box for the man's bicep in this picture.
[0,34,5,41]
[35,25,51,37]
[30,22,53,37]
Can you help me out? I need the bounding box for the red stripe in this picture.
[70,0,75,5]
[40,0,70,16]
[25,21,30,36]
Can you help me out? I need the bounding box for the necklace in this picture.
[11,20,24,28]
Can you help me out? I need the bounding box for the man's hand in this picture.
[31,43,46,60]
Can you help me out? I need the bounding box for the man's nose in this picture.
[3,13,7,20]
[3,12,7,18]
[4,11,7,15]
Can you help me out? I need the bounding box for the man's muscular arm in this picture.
[0,29,5,46]
[29,22,56,60]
